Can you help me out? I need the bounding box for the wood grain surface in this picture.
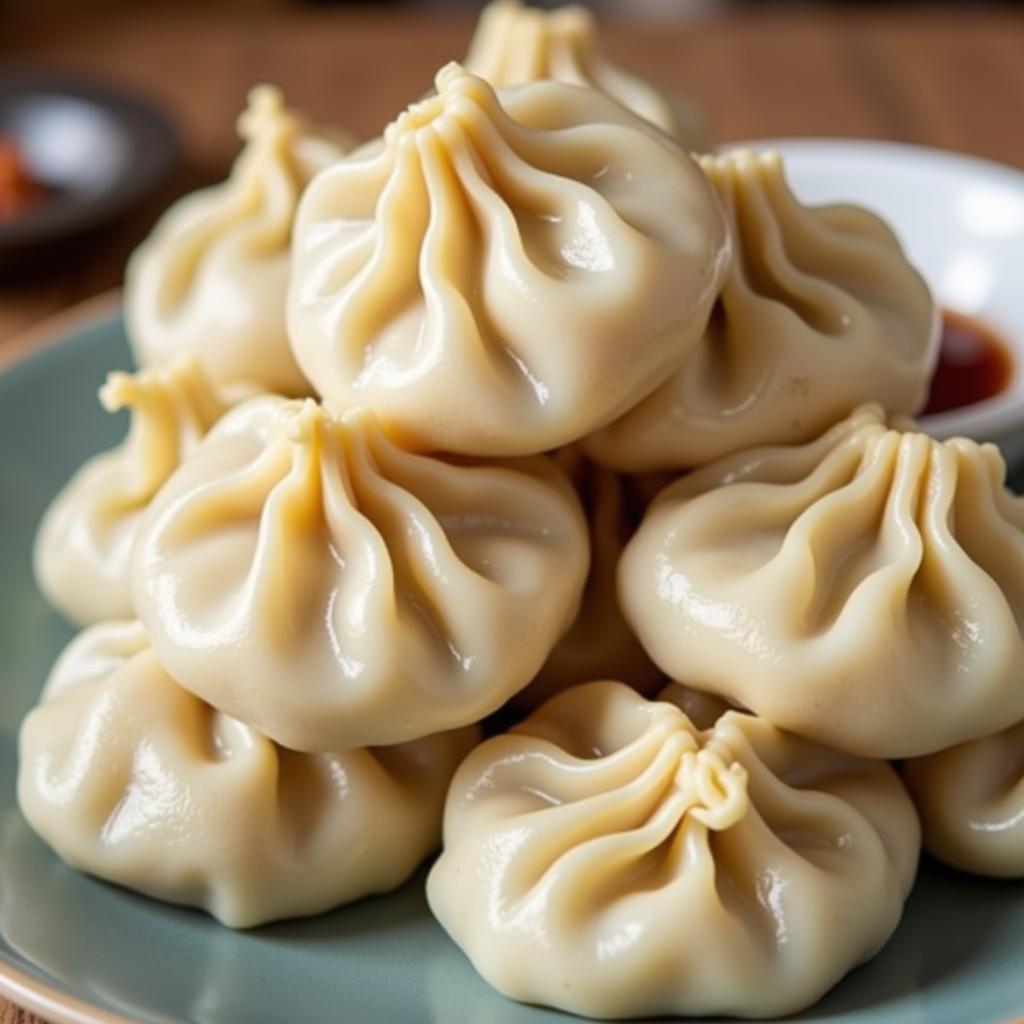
[3,4,1024,1022]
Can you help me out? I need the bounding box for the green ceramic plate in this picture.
[2,314,1024,1024]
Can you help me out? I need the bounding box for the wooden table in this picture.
[3,4,1024,1021]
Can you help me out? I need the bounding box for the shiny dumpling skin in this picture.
[126,86,350,395]
[33,357,232,625]
[513,447,664,711]
[427,680,919,1020]
[131,396,589,752]
[619,404,1024,758]
[18,621,478,929]
[585,149,938,472]
[464,0,711,149]
[287,63,728,457]
[904,721,1024,878]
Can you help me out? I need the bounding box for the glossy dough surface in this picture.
[904,721,1024,878]
[620,405,1024,758]
[126,86,349,395]
[288,63,728,456]
[18,621,478,928]
[586,150,937,471]
[464,0,710,148]
[428,681,919,1019]
[131,396,589,751]
[34,357,231,625]
[514,447,663,710]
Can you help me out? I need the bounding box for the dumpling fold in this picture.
[131,396,589,751]
[34,356,233,625]
[288,62,728,456]
[464,0,711,149]
[18,621,478,928]
[127,85,350,395]
[904,721,1024,878]
[620,404,1024,758]
[428,680,919,1019]
[586,149,937,472]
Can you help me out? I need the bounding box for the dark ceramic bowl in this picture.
[0,67,179,269]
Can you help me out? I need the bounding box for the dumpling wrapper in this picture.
[904,721,1024,878]
[126,85,350,395]
[586,150,938,472]
[34,357,234,625]
[18,620,478,929]
[288,62,728,457]
[620,404,1024,758]
[428,680,919,1020]
[513,447,664,711]
[131,396,589,752]
[464,0,712,149]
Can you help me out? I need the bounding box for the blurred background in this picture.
[1,0,1022,354]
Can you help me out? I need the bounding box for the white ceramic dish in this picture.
[728,138,1024,466]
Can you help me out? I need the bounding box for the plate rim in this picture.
[0,958,134,1024]
[4,303,1024,1024]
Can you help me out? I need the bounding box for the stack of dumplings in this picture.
[20,1,1023,1019]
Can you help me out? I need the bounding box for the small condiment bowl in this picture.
[726,138,1024,469]
[0,67,179,269]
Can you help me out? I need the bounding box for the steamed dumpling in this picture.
[34,357,232,625]
[620,404,1024,758]
[428,680,919,1019]
[586,150,937,472]
[464,0,711,149]
[514,447,663,710]
[288,62,728,456]
[131,396,589,752]
[904,722,1024,878]
[126,86,350,395]
[18,620,477,928]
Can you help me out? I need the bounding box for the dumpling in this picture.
[428,680,919,1019]
[464,0,711,149]
[619,404,1024,758]
[904,722,1024,878]
[287,62,728,457]
[131,396,589,752]
[513,447,663,710]
[585,149,937,472]
[18,620,478,928]
[34,357,232,625]
[126,86,350,395]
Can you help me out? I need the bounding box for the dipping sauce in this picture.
[0,136,49,222]
[922,309,1014,416]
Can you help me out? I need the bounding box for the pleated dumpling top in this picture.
[288,63,728,456]
[34,356,233,625]
[428,681,919,1019]
[620,405,1024,758]
[586,150,937,472]
[131,396,589,751]
[464,0,711,149]
[126,85,350,395]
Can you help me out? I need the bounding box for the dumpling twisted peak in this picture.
[288,63,728,456]
[586,148,938,472]
[34,356,232,625]
[428,680,919,1019]
[620,404,1024,758]
[464,0,710,148]
[126,86,350,396]
[131,395,590,751]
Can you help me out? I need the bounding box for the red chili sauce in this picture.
[0,136,50,222]
[922,309,1014,416]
